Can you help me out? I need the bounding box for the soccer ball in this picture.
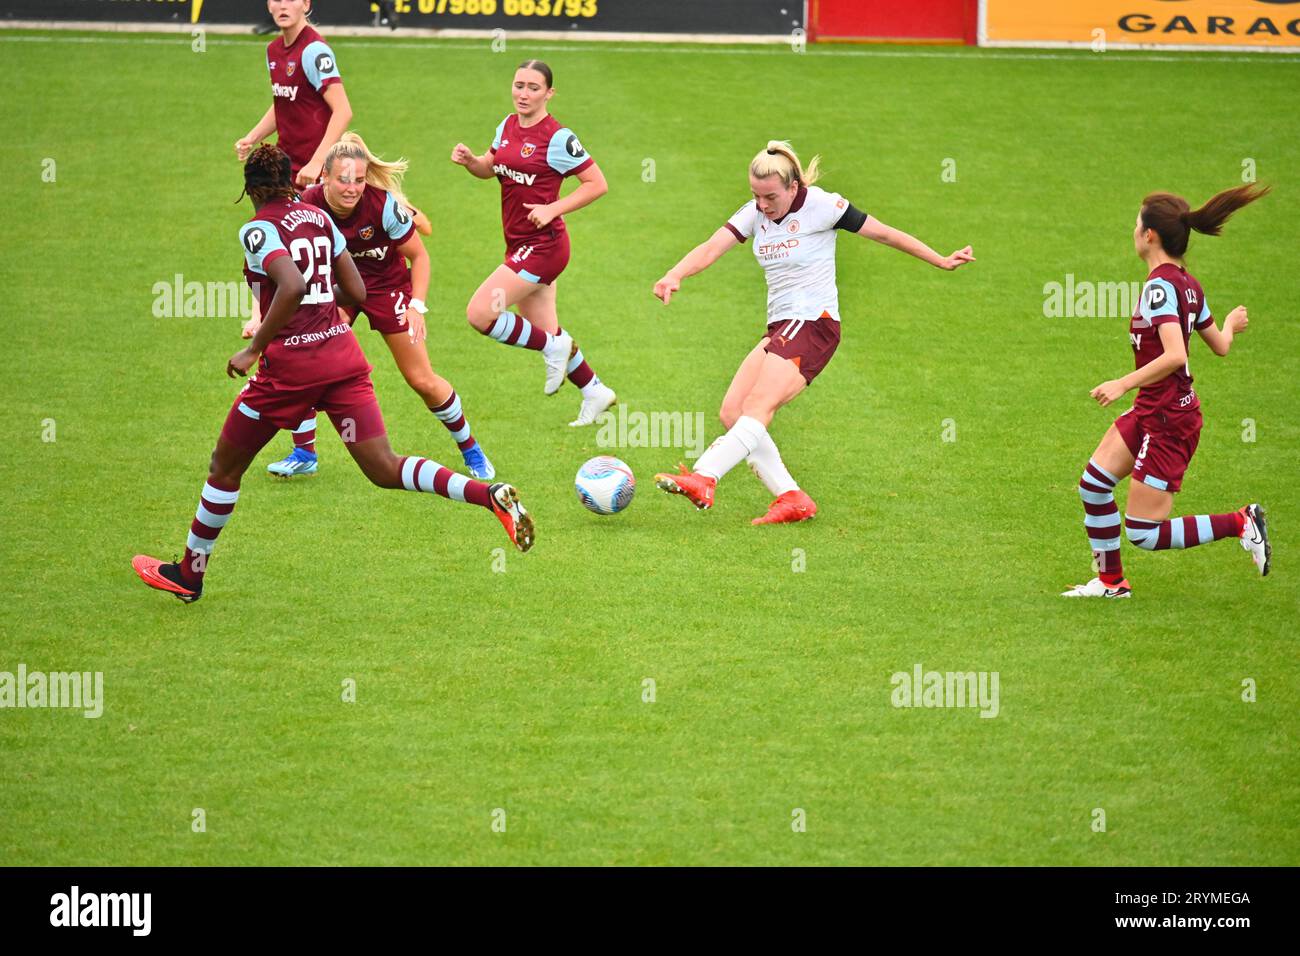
[575,456,636,515]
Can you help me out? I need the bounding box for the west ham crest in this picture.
[521,143,536,158]
[359,226,375,240]
[286,61,297,77]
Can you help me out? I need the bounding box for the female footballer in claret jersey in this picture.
[451,59,617,427]
[131,146,533,604]
[235,0,352,190]
[246,133,496,481]
[651,142,974,525]
[1062,185,1271,598]
[234,0,353,472]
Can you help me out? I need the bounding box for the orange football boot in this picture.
[752,489,817,525]
[131,554,202,603]
[654,465,716,510]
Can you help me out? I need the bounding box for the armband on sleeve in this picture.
[834,203,868,232]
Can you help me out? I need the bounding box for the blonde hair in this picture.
[749,140,821,188]
[323,132,413,212]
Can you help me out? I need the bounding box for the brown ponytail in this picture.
[1141,184,1270,257]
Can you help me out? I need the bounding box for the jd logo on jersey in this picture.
[315,53,335,74]
[243,229,266,255]
[1146,285,1166,309]
[395,206,410,225]
[359,226,374,240]
[566,135,585,158]
[521,143,537,158]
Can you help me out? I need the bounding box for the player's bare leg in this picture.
[133,435,264,603]
[1124,479,1266,574]
[1063,424,1136,598]
[382,331,495,480]
[719,340,815,524]
[467,266,573,395]
[343,432,532,552]
[658,353,805,513]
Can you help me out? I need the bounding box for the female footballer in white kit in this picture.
[652,141,974,524]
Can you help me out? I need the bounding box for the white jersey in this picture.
[725,185,852,325]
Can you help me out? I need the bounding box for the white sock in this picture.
[746,432,798,496]
[695,415,766,481]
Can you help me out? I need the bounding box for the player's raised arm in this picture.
[236,106,276,162]
[297,82,353,187]
[1197,305,1249,357]
[1090,321,1187,407]
[451,142,496,179]
[857,215,974,271]
[524,161,607,228]
[653,228,740,305]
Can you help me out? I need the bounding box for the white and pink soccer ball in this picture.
[575,456,635,515]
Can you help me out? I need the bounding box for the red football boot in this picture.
[752,489,818,525]
[132,554,202,603]
[654,465,716,510]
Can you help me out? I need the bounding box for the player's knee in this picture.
[466,299,494,331]
[408,376,442,406]
[1124,516,1158,550]
[208,449,246,487]
[362,456,401,489]
[719,403,739,429]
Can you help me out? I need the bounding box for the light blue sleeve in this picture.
[239,220,288,275]
[381,192,415,241]
[1195,296,1213,330]
[329,217,347,259]
[491,117,508,152]
[1138,277,1180,325]
[547,126,591,176]
[302,40,341,91]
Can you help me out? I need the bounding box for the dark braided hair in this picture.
[239,144,295,207]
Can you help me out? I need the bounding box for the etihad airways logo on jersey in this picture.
[494,164,537,186]
[757,238,800,258]
[272,82,299,101]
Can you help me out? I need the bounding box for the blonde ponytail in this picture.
[749,140,821,188]
[323,131,414,212]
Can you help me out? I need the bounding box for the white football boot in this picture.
[1239,504,1271,576]
[1061,577,1132,599]
[569,383,617,427]
[541,331,573,396]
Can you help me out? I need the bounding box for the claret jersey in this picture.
[725,185,861,325]
[239,197,368,388]
[487,113,593,246]
[300,183,415,292]
[266,26,342,175]
[1130,263,1212,418]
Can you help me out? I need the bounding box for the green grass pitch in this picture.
[1,30,1297,866]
